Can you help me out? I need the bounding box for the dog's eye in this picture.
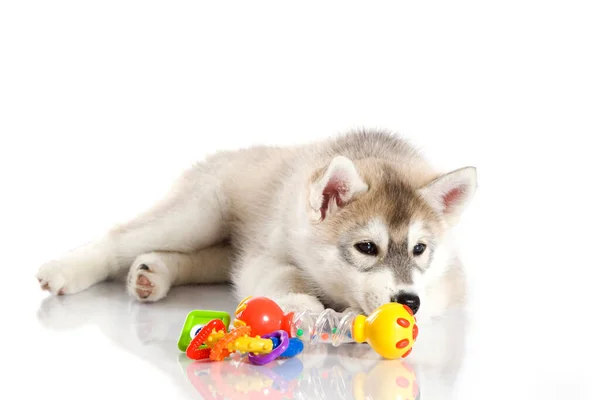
[413,243,427,256]
[354,241,378,256]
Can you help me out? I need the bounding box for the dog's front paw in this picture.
[36,259,96,295]
[36,240,114,296]
[36,261,69,295]
[276,293,325,314]
[127,253,172,302]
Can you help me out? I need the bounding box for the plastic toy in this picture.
[180,312,304,365]
[177,310,231,352]
[234,296,418,359]
[233,296,295,336]
[179,296,418,365]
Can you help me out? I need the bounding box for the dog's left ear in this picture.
[308,156,368,222]
[419,166,478,225]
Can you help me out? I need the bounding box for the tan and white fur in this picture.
[36,131,477,320]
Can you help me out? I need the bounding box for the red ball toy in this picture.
[234,296,295,337]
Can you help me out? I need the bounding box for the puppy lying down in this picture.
[37,130,477,320]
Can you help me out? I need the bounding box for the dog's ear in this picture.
[308,156,368,222]
[419,167,477,225]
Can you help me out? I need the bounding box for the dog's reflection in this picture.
[37,282,466,400]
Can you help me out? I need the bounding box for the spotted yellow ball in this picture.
[353,302,418,359]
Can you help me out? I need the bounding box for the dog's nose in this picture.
[391,292,420,315]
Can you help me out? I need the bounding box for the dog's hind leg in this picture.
[126,243,232,302]
[36,169,230,296]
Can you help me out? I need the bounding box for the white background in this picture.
[1,1,599,399]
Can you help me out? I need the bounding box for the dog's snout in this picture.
[391,291,420,315]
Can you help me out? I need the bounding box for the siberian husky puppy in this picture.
[37,130,477,319]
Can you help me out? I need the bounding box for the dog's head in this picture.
[303,156,477,316]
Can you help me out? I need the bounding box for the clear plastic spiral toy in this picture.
[233,296,419,360]
[290,308,359,347]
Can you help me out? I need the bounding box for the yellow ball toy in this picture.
[352,303,418,359]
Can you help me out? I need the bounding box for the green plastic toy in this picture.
[177,310,231,352]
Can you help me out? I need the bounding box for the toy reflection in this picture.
[179,345,421,400]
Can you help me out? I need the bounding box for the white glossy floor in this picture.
[10,276,598,400]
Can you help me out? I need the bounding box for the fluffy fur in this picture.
[36,130,477,320]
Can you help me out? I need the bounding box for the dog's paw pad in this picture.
[127,255,171,303]
[38,278,50,291]
[135,274,154,299]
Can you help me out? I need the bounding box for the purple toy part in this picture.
[248,330,290,365]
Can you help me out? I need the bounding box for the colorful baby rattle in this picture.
[234,296,418,359]
[178,296,418,364]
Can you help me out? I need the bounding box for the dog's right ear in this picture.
[308,156,368,222]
